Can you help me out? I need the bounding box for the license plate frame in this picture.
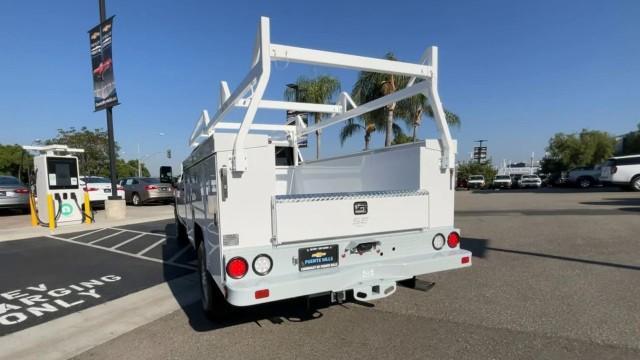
[298,244,339,272]
[0,191,5,197]
[103,189,111,193]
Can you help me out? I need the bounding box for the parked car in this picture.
[79,176,125,206]
[566,166,601,188]
[518,174,542,188]
[456,177,468,190]
[0,176,30,213]
[492,175,512,189]
[120,177,174,205]
[600,155,640,191]
[467,175,485,189]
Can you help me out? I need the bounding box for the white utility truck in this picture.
[174,17,471,318]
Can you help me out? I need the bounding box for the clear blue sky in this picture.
[1,0,638,174]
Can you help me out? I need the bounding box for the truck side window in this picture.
[275,147,294,166]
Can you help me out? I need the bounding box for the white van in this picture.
[600,155,640,191]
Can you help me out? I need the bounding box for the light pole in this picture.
[136,133,165,177]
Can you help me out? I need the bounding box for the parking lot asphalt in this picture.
[70,188,640,360]
[0,219,195,337]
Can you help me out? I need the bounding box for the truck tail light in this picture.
[611,166,617,174]
[117,186,124,191]
[252,254,273,276]
[447,232,460,248]
[432,234,445,250]
[14,188,29,194]
[226,257,248,279]
[145,185,158,190]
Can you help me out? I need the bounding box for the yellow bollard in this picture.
[83,191,92,224]
[47,193,56,231]
[29,193,38,227]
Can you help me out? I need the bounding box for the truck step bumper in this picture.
[225,248,471,306]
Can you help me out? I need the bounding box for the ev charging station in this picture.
[22,145,90,228]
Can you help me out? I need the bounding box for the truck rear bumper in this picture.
[224,238,471,306]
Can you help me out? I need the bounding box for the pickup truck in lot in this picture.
[566,166,601,188]
[172,17,471,319]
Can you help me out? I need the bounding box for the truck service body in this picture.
[174,17,471,316]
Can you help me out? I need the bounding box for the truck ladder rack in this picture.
[189,16,455,172]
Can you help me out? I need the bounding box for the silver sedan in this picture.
[0,176,30,213]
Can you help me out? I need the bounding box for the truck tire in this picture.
[176,218,188,244]
[198,243,232,321]
[577,177,593,189]
[631,176,640,192]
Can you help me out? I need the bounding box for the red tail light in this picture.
[85,187,99,192]
[117,186,124,191]
[145,185,158,190]
[447,232,460,248]
[14,188,29,194]
[611,166,617,174]
[226,257,248,279]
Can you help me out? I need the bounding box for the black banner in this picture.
[89,16,118,111]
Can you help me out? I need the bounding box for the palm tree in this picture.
[396,91,461,142]
[284,75,341,159]
[351,53,401,147]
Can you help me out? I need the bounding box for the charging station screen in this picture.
[46,157,79,190]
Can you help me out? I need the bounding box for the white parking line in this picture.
[47,235,196,271]
[112,233,146,250]
[110,227,166,237]
[69,228,108,240]
[88,230,126,244]
[137,238,167,256]
[168,245,191,262]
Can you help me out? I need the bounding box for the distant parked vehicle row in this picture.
[492,175,512,189]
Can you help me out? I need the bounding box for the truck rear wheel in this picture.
[198,243,231,321]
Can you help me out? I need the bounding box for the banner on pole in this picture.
[89,16,119,111]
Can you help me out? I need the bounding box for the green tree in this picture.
[0,144,32,182]
[621,123,640,155]
[345,53,460,147]
[457,160,498,184]
[396,91,461,142]
[116,159,149,178]
[284,75,341,159]
[350,53,400,147]
[540,129,615,173]
[41,127,118,176]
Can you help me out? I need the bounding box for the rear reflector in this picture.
[255,289,270,299]
[226,257,248,279]
[461,256,470,264]
[447,232,460,248]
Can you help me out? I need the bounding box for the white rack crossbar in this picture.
[189,16,455,171]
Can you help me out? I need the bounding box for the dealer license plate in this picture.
[298,244,339,271]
